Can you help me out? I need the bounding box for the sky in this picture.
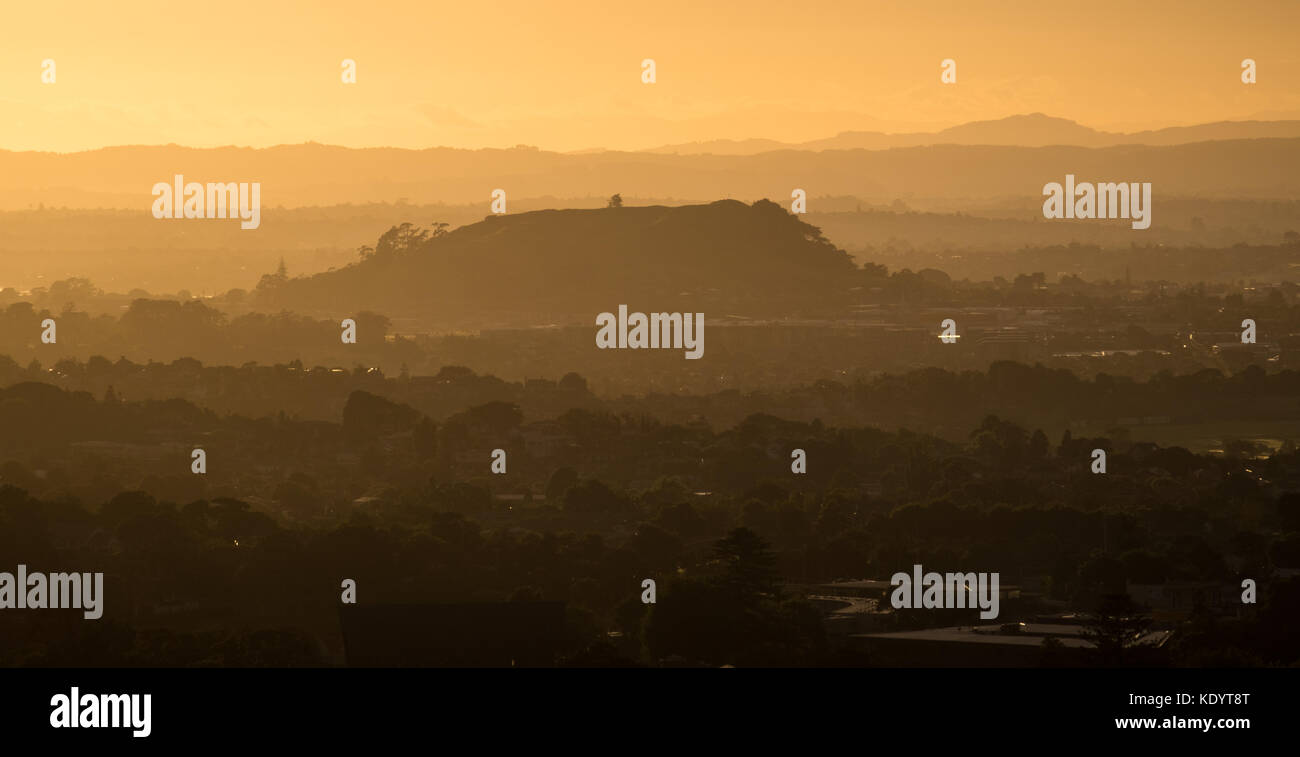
[1,0,1298,153]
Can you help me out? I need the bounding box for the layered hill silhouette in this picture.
[3,115,1299,210]
[259,200,862,325]
[647,113,1300,154]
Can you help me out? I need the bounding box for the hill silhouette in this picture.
[261,200,861,325]
[2,121,1299,210]
[648,114,1300,154]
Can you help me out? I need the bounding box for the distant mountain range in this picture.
[643,113,1300,154]
[1,115,1298,210]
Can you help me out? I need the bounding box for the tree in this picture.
[558,372,588,393]
[607,193,623,208]
[342,390,419,441]
[458,401,523,435]
[712,527,779,598]
[1081,593,1152,666]
[256,258,290,289]
[643,577,735,663]
[563,479,625,513]
[274,476,321,517]
[1029,429,1050,460]
[430,511,482,549]
[373,223,429,258]
[545,467,579,501]
[354,310,392,343]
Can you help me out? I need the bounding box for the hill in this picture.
[648,114,1300,154]
[262,200,862,325]
[2,129,1299,211]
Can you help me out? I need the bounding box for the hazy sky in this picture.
[3,0,1298,153]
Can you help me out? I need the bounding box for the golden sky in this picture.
[2,0,1297,153]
